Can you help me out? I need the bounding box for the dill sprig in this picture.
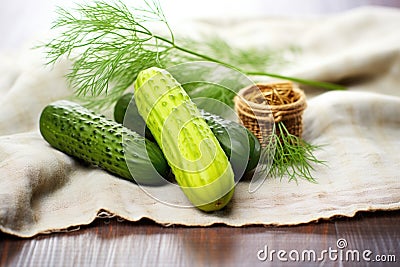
[43,0,173,108]
[268,122,325,183]
[167,35,294,72]
[41,0,345,109]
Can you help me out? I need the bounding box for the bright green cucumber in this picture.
[114,93,261,177]
[39,100,169,185]
[134,67,235,211]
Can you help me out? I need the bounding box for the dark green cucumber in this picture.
[114,93,261,177]
[114,92,154,141]
[200,110,261,177]
[40,100,169,185]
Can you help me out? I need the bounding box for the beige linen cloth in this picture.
[1,7,400,237]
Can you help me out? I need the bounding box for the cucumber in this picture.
[114,93,261,177]
[39,100,169,185]
[200,110,261,176]
[114,92,154,141]
[134,67,235,211]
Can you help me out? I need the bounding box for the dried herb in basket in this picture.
[235,82,324,183]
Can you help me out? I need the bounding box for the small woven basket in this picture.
[234,82,307,146]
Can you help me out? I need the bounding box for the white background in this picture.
[1,0,399,50]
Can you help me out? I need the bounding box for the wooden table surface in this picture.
[1,1,400,266]
[1,210,399,266]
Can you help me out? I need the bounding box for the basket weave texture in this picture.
[234,82,307,146]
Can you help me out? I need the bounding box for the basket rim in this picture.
[235,82,306,112]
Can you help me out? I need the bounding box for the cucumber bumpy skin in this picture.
[114,93,261,177]
[134,67,235,212]
[114,92,155,141]
[39,100,169,185]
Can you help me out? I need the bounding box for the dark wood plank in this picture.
[335,212,400,267]
[0,218,337,267]
[2,211,398,267]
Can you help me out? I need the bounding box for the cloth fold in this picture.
[1,6,400,237]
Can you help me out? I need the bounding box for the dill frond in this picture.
[42,0,174,108]
[268,122,326,183]
[40,0,345,109]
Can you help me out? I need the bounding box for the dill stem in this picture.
[44,0,346,109]
[246,71,346,90]
[153,34,347,90]
[149,33,229,65]
[173,43,229,66]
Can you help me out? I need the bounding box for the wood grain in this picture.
[1,211,399,267]
[335,212,400,267]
